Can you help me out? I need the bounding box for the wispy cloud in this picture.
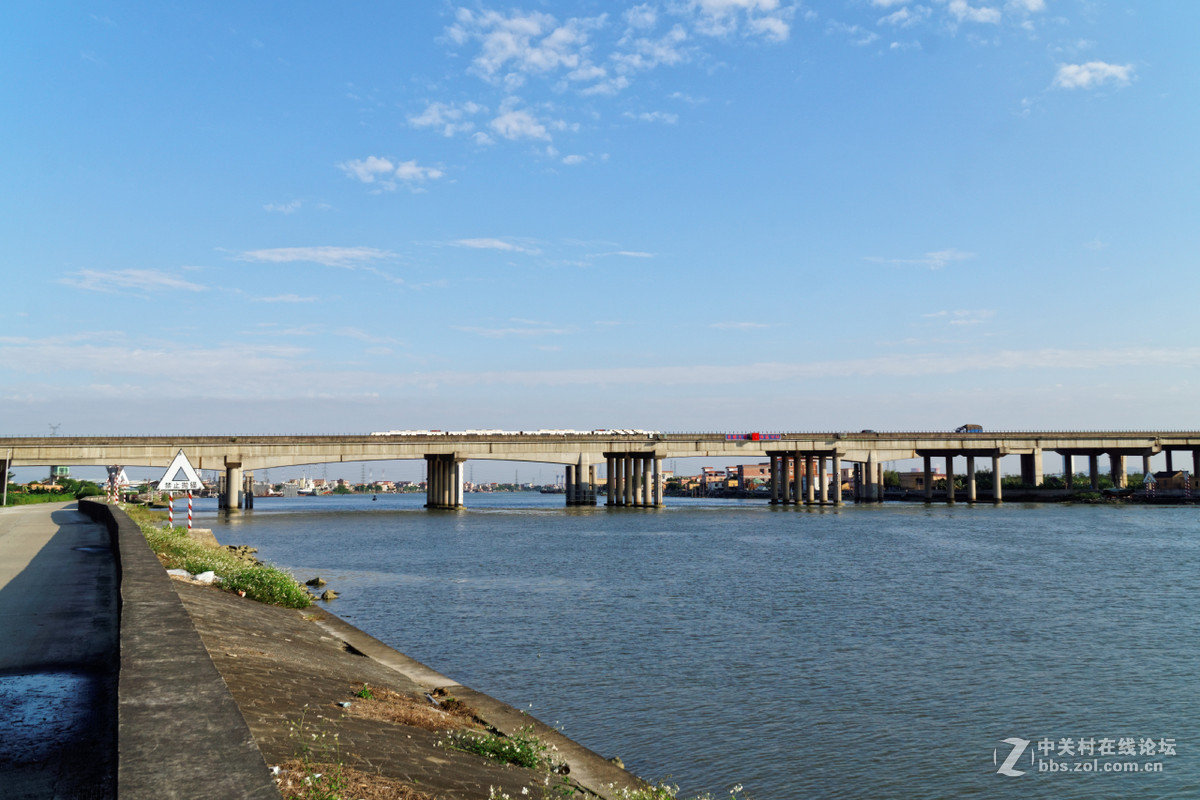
[256,293,317,303]
[710,321,770,329]
[337,156,444,191]
[408,101,487,136]
[623,110,679,124]
[58,269,207,294]
[264,200,302,214]
[922,310,996,325]
[452,238,542,255]
[866,248,976,269]
[453,322,571,338]
[1052,61,1135,90]
[234,247,394,268]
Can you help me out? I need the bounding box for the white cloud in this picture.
[234,247,394,268]
[686,0,793,42]
[711,321,770,329]
[338,156,444,191]
[257,294,316,303]
[1052,61,1135,90]
[264,200,302,214]
[624,4,658,30]
[826,20,880,45]
[448,8,605,87]
[489,101,551,141]
[562,154,587,165]
[866,248,976,269]
[452,238,541,255]
[946,0,1001,24]
[922,309,996,325]
[624,110,679,124]
[879,6,931,27]
[408,101,486,136]
[57,269,207,294]
[1007,0,1044,11]
[453,324,571,338]
[337,155,395,184]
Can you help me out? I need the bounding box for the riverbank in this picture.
[81,500,642,799]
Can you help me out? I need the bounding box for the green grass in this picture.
[442,725,558,771]
[124,504,312,608]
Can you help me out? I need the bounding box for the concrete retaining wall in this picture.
[79,500,279,799]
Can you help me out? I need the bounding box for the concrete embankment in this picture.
[73,500,641,799]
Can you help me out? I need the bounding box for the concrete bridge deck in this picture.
[4,431,1198,509]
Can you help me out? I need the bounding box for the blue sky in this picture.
[3,0,1198,451]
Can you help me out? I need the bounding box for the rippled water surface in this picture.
[206,495,1200,798]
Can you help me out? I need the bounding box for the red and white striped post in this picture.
[187,490,193,530]
[168,494,174,527]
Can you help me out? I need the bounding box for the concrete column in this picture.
[577,455,587,503]
[818,457,828,504]
[628,455,638,506]
[654,457,664,507]
[865,452,878,503]
[832,454,842,506]
[244,471,254,509]
[224,463,243,510]
[1063,453,1073,489]
[1166,451,1174,472]
[1194,450,1200,481]
[877,463,885,500]
[992,454,1002,503]
[632,456,644,506]
[1019,452,1044,487]
[1111,454,1127,488]
[966,456,976,504]
[1089,455,1099,490]
[770,455,780,505]
[945,455,954,504]
[565,464,575,504]
[923,455,932,503]
[453,460,464,508]
[589,464,597,505]
[606,455,615,505]
[642,457,652,507]
[1143,454,1152,478]
[780,455,791,505]
[805,455,815,504]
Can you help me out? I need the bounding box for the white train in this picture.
[369,428,660,437]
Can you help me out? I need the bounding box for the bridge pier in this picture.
[565,456,597,506]
[1111,454,1127,488]
[604,452,661,507]
[966,456,976,503]
[1063,453,1073,489]
[1089,455,1100,490]
[425,454,463,509]
[219,463,252,510]
[945,456,954,504]
[992,453,1002,503]
[1020,449,1043,487]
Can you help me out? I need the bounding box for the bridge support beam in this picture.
[966,456,976,504]
[1089,456,1100,491]
[604,452,660,507]
[832,454,842,505]
[818,457,828,505]
[221,463,244,510]
[1111,454,1127,488]
[1020,449,1043,488]
[945,456,954,504]
[1063,453,1073,489]
[425,454,463,509]
[923,455,933,503]
[993,454,1002,503]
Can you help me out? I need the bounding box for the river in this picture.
[203,494,1199,799]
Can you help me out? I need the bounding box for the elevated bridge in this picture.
[3,431,1198,509]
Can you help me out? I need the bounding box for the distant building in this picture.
[898,468,945,491]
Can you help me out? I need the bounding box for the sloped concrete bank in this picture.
[81,500,642,799]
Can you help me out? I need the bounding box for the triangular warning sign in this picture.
[157,449,205,491]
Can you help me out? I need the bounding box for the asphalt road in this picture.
[0,501,118,799]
